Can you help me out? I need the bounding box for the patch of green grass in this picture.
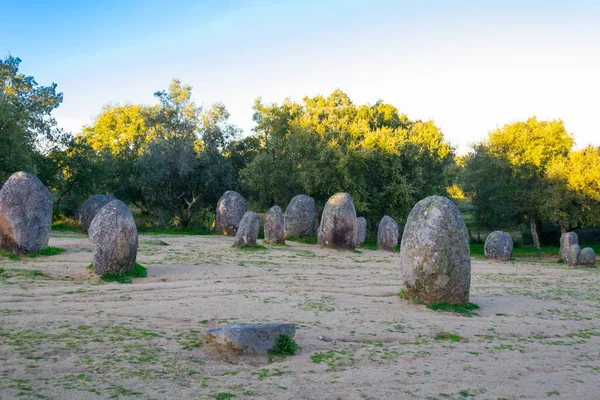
[397,288,409,300]
[99,263,147,284]
[359,238,378,250]
[269,334,298,356]
[426,302,480,317]
[0,251,20,260]
[52,217,84,233]
[434,332,466,342]
[251,368,287,380]
[287,236,318,245]
[237,243,267,251]
[215,393,236,400]
[26,247,66,258]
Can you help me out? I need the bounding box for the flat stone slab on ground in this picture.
[205,323,296,355]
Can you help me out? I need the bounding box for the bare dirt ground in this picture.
[1,232,599,400]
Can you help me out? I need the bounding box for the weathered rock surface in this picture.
[560,232,578,262]
[580,247,596,267]
[400,195,471,305]
[89,199,138,275]
[284,194,315,238]
[206,323,296,355]
[567,244,581,267]
[377,216,399,252]
[484,231,513,261]
[356,217,367,246]
[0,172,52,253]
[317,193,357,250]
[78,194,117,233]
[264,206,285,244]
[232,211,262,248]
[216,191,247,236]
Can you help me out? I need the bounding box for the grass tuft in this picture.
[98,263,148,284]
[426,302,480,317]
[237,243,267,251]
[26,247,66,258]
[269,334,299,356]
[286,236,318,245]
[434,332,466,342]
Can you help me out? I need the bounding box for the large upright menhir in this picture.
[216,191,247,236]
[317,192,357,250]
[78,194,117,233]
[400,195,471,305]
[264,206,285,244]
[0,172,52,253]
[284,194,315,238]
[377,215,399,252]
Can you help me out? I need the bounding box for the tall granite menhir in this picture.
[484,231,513,261]
[560,232,578,263]
[216,191,247,236]
[377,216,399,252]
[284,194,315,238]
[232,211,262,248]
[400,195,471,305]
[356,217,367,246]
[0,172,52,253]
[89,199,138,275]
[317,193,357,250]
[264,206,285,244]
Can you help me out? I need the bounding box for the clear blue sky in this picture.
[2,0,599,153]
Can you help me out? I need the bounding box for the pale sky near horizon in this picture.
[2,0,599,154]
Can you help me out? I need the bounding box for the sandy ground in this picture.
[1,232,599,400]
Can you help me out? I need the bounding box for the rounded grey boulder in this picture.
[78,194,117,233]
[560,232,578,262]
[264,206,285,244]
[580,247,596,267]
[484,231,513,261]
[567,244,581,267]
[356,217,367,246]
[89,199,138,275]
[216,191,247,236]
[232,211,262,248]
[377,216,399,252]
[0,172,52,253]
[400,195,471,305]
[317,193,357,250]
[284,194,315,238]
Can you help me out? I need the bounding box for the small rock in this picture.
[232,211,262,248]
[205,323,296,355]
[264,206,285,244]
[356,217,367,246]
[580,247,596,267]
[377,215,399,252]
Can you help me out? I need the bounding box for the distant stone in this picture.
[216,191,247,236]
[284,194,315,238]
[78,194,117,233]
[356,217,367,246]
[232,211,262,248]
[0,172,52,253]
[484,231,513,261]
[206,323,296,355]
[89,200,138,275]
[580,247,596,267]
[567,244,581,267]
[377,216,399,252]
[560,232,578,262]
[400,195,471,305]
[264,206,285,245]
[317,193,357,250]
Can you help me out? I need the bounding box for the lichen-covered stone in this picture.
[356,217,367,246]
[317,193,357,250]
[567,244,581,267]
[232,211,262,248]
[0,172,52,253]
[78,194,116,233]
[264,206,285,244]
[205,323,296,355]
[284,194,315,238]
[89,200,138,275]
[580,247,596,267]
[400,195,471,305]
[377,216,399,252]
[484,231,513,261]
[560,232,578,262]
[216,191,247,236]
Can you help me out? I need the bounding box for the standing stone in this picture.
[317,193,357,250]
[356,217,367,246]
[284,194,315,238]
[264,206,285,245]
[567,244,581,267]
[216,191,247,236]
[484,231,513,261]
[78,194,117,233]
[580,247,596,267]
[89,200,138,275]
[400,195,471,305]
[0,172,52,253]
[377,216,399,252]
[232,211,262,248]
[560,232,578,262]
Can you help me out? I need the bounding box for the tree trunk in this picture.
[530,219,541,249]
[557,219,566,234]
